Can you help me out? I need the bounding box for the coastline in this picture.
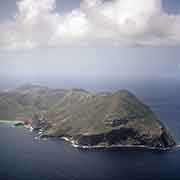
[60,136,178,151]
[0,120,23,124]
[1,122,178,152]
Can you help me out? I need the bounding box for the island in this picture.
[0,84,176,150]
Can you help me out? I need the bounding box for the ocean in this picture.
[0,79,180,180]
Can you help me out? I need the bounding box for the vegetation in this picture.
[0,84,176,148]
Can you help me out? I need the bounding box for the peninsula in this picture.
[0,84,176,150]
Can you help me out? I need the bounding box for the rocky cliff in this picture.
[0,85,176,149]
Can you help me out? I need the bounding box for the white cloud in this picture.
[1,0,180,50]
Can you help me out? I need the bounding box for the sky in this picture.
[0,0,180,89]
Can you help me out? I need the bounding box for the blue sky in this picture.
[163,0,180,13]
[0,0,180,88]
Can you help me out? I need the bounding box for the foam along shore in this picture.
[6,122,179,151]
[0,120,23,124]
[0,120,34,132]
[3,119,177,152]
[60,136,180,151]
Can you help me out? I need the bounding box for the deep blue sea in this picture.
[0,80,180,180]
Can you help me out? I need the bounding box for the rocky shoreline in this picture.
[12,121,177,151]
[60,136,177,151]
[0,86,177,152]
[1,121,178,151]
[0,120,176,152]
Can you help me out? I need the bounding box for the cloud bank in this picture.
[1,0,180,49]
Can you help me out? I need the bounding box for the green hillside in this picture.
[0,85,176,149]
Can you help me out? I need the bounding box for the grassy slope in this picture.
[0,85,67,120]
[0,85,176,147]
[0,86,169,138]
[46,89,162,138]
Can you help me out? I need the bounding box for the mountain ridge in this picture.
[0,84,176,149]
